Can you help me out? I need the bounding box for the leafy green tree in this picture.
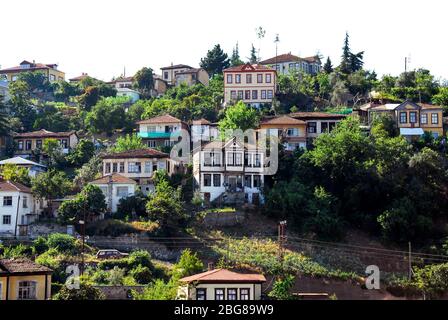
[73,155,102,189]
[146,178,186,232]
[171,249,204,278]
[32,169,72,210]
[432,87,448,108]
[58,184,107,224]
[8,80,37,131]
[112,134,146,152]
[0,164,31,186]
[116,190,148,219]
[0,94,10,136]
[200,44,230,77]
[85,97,127,135]
[414,263,448,299]
[218,101,260,138]
[77,86,100,111]
[67,139,95,167]
[268,275,295,300]
[18,71,50,92]
[42,138,66,168]
[133,67,154,97]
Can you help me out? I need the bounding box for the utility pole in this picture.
[278,220,287,264]
[79,201,87,276]
[408,242,412,280]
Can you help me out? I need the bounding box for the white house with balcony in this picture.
[90,174,137,213]
[0,181,44,238]
[0,157,47,178]
[137,114,188,149]
[101,148,172,195]
[193,138,265,205]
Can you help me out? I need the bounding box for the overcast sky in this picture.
[1,0,447,81]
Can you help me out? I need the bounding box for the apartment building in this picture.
[223,63,277,108]
[191,118,219,143]
[0,60,65,82]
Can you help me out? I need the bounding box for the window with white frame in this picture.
[287,128,299,136]
[148,140,156,148]
[128,162,141,173]
[230,90,237,100]
[253,175,261,188]
[431,113,439,124]
[235,74,241,83]
[261,90,267,99]
[266,74,272,83]
[147,126,157,133]
[3,196,12,206]
[144,161,152,173]
[257,74,263,83]
[23,196,28,208]
[421,113,428,124]
[226,74,233,84]
[267,90,273,99]
[409,112,417,123]
[203,174,212,187]
[105,163,111,174]
[116,187,129,197]
[2,215,12,225]
[254,154,261,167]
[213,174,221,187]
[18,281,37,300]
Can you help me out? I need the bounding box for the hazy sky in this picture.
[1,0,447,81]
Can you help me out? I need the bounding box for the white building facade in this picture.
[0,181,43,238]
[90,174,137,213]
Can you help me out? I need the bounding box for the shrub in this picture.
[85,219,136,237]
[33,236,49,255]
[268,275,295,300]
[130,265,153,284]
[46,233,77,253]
[53,282,105,300]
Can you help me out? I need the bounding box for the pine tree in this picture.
[249,44,258,64]
[339,32,364,74]
[340,32,352,74]
[323,57,333,74]
[230,42,244,66]
[200,44,230,77]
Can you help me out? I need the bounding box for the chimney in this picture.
[208,262,214,271]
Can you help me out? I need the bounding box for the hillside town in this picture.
[1,29,448,302]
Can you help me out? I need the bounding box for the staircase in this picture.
[212,191,245,207]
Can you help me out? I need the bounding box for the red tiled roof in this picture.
[260,115,306,125]
[418,103,443,110]
[0,61,60,73]
[69,73,91,82]
[102,148,169,159]
[90,173,137,185]
[161,64,192,70]
[0,181,32,193]
[13,129,76,139]
[259,53,301,65]
[180,269,266,283]
[259,53,321,65]
[223,63,275,73]
[137,114,182,125]
[290,112,347,120]
[192,118,211,125]
[0,258,52,274]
